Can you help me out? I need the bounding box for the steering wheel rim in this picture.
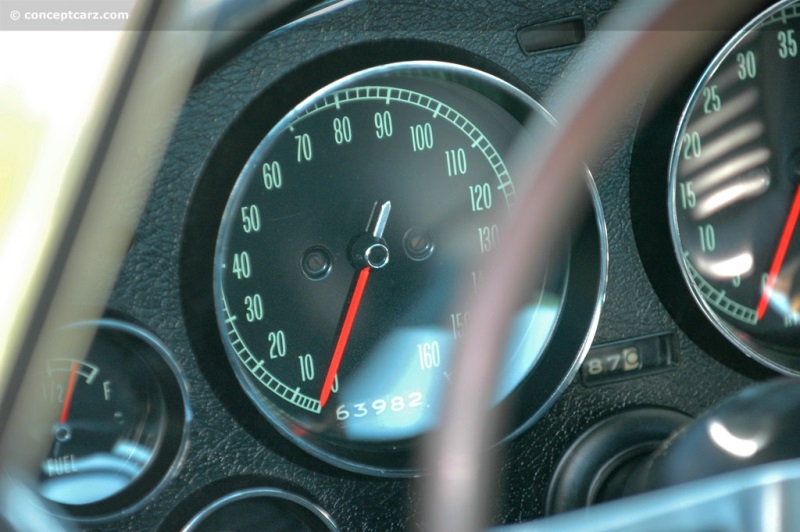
[423,1,755,530]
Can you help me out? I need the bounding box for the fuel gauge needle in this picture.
[60,361,80,424]
[757,185,800,321]
[319,201,391,408]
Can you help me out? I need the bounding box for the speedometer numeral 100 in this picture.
[410,123,434,152]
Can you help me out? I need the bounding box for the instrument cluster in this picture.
[30,0,799,529]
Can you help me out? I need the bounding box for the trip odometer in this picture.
[670,0,800,373]
[213,61,604,474]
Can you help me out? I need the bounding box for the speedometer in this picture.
[213,61,605,474]
[670,0,800,373]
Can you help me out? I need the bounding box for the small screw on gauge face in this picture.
[403,227,435,262]
[302,246,334,281]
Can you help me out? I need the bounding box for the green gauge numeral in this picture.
[241,205,261,233]
[682,132,702,161]
[469,183,492,211]
[410,123,434,152]
[450,312,470,340]
[679,182,697,210]
[698,224,716,252]
[268,330,286,359]
[446,148,467,176]
[737,51,757,79]
[374,111,393,139]
[333,116,352,144]
[232,252,251,279]
[244,294,264,322]
[471,270,484,296]
[702,85,721,114]
[299,354,315,382]
[478,225,499,254]
[778,29,798,59]
[262,161,282,190]
[417,341,441,370]
[295,133,313,162]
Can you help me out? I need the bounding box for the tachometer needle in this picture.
[756,185,800,321]
[59,361,80,424]
[319,201,391,408]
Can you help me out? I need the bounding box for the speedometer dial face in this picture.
[670,0,800,373]
[214,61,602,474]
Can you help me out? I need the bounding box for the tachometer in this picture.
[213,61,605,474]
[670,0,800,373]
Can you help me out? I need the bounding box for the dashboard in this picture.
[4,0,800,529]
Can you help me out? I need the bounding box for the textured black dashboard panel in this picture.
[104,0,769,529]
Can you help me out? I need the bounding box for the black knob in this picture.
[626,379,800,494]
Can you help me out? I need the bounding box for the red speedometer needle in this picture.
[59,361,80,424]
[320,267,371,407]
[319,201,392,408]
[756,185,800,321]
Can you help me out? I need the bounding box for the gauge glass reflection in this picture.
[670,0,800,372]
[213,61,605,474]
[37,320,189,519]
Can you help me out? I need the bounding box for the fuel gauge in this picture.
[38,319,190,521]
